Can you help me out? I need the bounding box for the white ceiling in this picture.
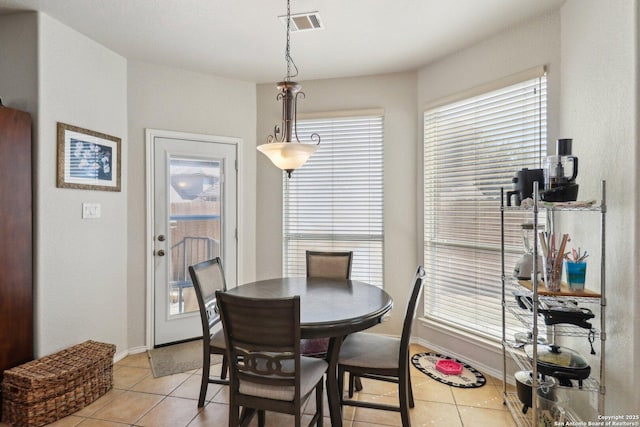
[0,0,565,84]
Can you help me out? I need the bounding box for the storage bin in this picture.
[1,340,115,427]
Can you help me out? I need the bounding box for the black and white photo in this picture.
[57,122,121,191]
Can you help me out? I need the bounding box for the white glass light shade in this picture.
[257,142,318,172]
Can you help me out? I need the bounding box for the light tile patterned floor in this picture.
[2,344,517,426]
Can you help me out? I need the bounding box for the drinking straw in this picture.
[538,232,549,258]
[553,233,570,279]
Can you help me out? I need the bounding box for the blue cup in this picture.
[565,261,587,290]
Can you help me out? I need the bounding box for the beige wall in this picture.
[126,60,257,348]
[37,13,129,357]
[256,72,418,336]
[559,0,638,414]
[0,13,38,116]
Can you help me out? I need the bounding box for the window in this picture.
[423,72,547,340]
[283,113,384,286]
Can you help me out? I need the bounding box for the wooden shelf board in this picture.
[517,280,601,298]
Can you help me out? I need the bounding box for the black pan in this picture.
[525,344,590,387]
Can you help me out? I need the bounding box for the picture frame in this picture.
[56,122,121,192]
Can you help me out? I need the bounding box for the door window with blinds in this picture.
[423,72,547,340]
[283,114,384,287]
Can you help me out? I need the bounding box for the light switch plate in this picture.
[82,203,101,219]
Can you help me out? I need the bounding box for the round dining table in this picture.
[225,276,393,427]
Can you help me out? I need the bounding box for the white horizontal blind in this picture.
[423,74,547,340]
[283,115,384,286]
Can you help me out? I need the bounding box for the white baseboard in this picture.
[114,345,148,363]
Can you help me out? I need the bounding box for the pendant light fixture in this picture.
[257,0,320,178]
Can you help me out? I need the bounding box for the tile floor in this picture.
[3,344,517,427]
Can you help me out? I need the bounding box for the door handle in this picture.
[156,249,165,257]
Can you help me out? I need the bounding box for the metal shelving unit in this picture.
[500,180,607,427]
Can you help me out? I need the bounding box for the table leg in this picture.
[326,335,345,427]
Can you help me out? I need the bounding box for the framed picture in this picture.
[57,122,121,192]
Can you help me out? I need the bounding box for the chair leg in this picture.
[220,354,228,380]
[408,370,415,408]
[348,373,355,398]
[354,375,363,392]
[399,371,412,427]
[239,407,258,427]
[347,373,363,396]
[229,403,240,427]
[258,410,265,427]
[315,380,324,427]
[338,366,345,403]
[198,352,210,407]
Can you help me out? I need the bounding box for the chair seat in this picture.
[239,356,328,401]
[210,328,226,350]
[339,332,400,370]
[300,337,329,356]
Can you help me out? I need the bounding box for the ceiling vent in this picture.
[278,11,324,32]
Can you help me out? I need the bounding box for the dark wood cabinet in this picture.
[0,105,33,378]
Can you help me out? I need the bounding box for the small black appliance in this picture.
[541,138,579,202]
[506,168,545,206]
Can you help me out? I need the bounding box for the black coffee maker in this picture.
[540,138,579,202]
[506,168,544,206]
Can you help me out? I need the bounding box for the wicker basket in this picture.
[1,340,116,427]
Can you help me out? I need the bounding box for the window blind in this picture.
[423,74,547,340]
[283,115,384,287]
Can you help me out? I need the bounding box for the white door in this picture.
[148,131,238,346]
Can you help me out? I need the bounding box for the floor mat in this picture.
[148,340,222,378]
[411,352,486,388]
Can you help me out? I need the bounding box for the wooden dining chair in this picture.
[216,291,327,427]
[188,257,229,408]
[302,250,353,356]
[337,266,426,427]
